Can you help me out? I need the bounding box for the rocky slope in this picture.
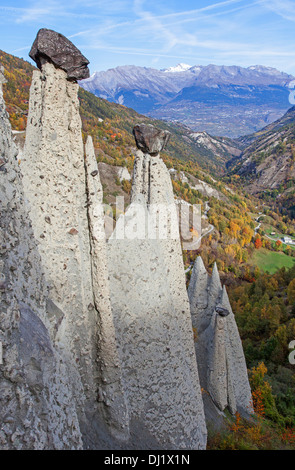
[227,107,295,217]
[80,64,294,138]
[236,105,295,149]
[228,107,295,189]
[183,129,242,167]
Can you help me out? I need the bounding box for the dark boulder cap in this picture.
[133,124,171,155]
[29,28,90,81]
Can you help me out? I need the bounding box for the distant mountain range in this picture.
[80,64,294,138]
[0,49,240,175]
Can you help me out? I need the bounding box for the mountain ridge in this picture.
[80,63,294,138]
[227,105,295,216]
[0,49,239,174]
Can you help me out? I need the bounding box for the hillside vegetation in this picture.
[228,107,295,218]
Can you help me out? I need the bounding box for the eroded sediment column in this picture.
[84,136,129,439]
[20,29,128,444]
[0,64,83,450]
[107,124,207,450]
[188,256,253,423]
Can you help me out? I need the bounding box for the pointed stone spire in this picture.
[219,284,232,312]
[211,262,222,289]
[189,260,222,335]
[215,286,231,317]
[85,136,129,440]
[222,282,254,417]
[0,53,84,449]
[188,257,208,327]
[188,260,253,426]
[207,262,222,312]
[20,33,129,447]
[106,125,207,449]
[207,312,228,412]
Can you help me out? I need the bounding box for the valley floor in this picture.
[250,248,295,274]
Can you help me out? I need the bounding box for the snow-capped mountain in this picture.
[80,64,295,137]
[162,63,192,73]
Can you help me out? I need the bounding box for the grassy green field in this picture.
[250,248,295,274]
[253,215,295,251]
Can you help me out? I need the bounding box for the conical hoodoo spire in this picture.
[19,29,129,446]
[107,123,207,449]
[188,256,209,327]
[0,48,84,450]
[208,262,223,311]
[188,257,253,427]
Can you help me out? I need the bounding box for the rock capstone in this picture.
[133,123,170,156]
[29,28,90,81]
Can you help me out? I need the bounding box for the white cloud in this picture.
[16,7,54,23]
[2,0,295,74]
[142,0,244,20]
[11,46,31,53]
[260,0,295,22]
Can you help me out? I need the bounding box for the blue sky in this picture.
[1,0,295,74]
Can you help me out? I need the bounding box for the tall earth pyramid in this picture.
[0,60,84,450]
[20,28,129,446]
[107,123,207,450]
[188,257,253,426]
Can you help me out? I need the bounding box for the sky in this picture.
[1,0,295,75]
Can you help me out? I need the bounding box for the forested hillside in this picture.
[228,107,295,219]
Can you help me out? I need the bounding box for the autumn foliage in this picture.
[208,362,295,450]
[255,236,263,249]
